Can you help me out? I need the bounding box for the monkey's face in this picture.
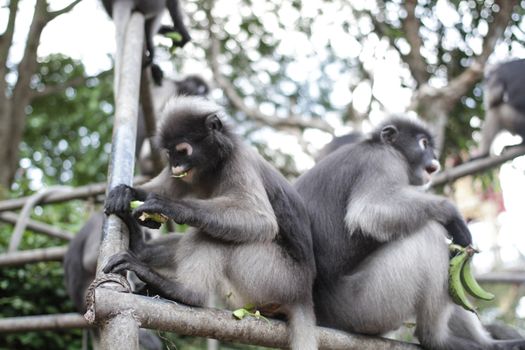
[407,134,441,187]
[379,121,440,187]
[160,112,234,182]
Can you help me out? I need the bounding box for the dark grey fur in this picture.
[315,131,364,162]
[477,59,525,158]
[295,117,525,350]
[64,212,104,313]
[136,74,210,175]
[104,96,318,350]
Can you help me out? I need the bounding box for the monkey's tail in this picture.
[288,302,318,350]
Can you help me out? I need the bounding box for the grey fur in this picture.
[315,132,364,161]
[478,59,525,158]
[295,117,525,350]
[104,96,318,350]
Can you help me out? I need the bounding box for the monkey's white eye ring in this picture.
[419,138,428,150]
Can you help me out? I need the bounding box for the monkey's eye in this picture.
[418,138,428,150]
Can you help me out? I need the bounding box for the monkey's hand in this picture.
[105,184,139,216]
[103,251,150,280]
[444,217,472,247]
[132,194,187,229]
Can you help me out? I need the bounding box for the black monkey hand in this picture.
[103,251,150,281]
[444,216,473,247]
[132,194,185,229]
[104,184,137,216]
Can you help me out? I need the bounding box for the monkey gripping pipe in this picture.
[91,11,145,350]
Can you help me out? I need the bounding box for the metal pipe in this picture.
[95,11,145,350]
[0,246,66,267]
[95,289,421,350]
[0,211,73,240]
[0,313,88,332]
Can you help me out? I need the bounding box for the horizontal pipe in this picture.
[0,211,73,240]
[95,289,421,350]
[477,272,525,284]
[0,246,66,267]
[432,145,525,186]
[0,313,88,332]
[0,176,148,213]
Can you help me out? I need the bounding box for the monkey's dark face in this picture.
[378,119,440,187]
[160,112,234,182]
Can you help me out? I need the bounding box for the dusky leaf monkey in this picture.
[475,58,525,159]
[103,96,318,350]
[296,117,525,350]
[63,75,208,348]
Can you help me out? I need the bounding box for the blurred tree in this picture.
[0,0,83,194]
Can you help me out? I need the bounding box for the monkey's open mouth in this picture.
[171,164,191,178]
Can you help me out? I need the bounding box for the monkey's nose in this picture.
[425,160,441,174]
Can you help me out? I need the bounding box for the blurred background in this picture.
[1,0,525,348]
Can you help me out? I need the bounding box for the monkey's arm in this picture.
[165,0,191,47]
[345,182,472,246]
[133,193,279,244]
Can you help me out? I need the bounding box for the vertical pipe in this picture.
[100,312,140,350]
[97,11,145,273]
[96,11,145,350]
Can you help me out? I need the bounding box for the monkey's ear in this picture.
[380,125,398,143]
[205,113,223,131]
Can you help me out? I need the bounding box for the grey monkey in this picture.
[103,96,318,350]
[63,75,208,348]
[64,74,209,309]
[475,58,525,159]
[295,117,525,350]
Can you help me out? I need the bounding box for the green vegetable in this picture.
[129,200,168,224]
[164,31,183,42]
[232,304,270,324]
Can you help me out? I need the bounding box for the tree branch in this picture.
[400,0,430,86]
[443,0,518,103]
[431,145,525,187]
[0,0,20,76]
[46,0,83,20]
[29,69,112,100]
[204,3,334,134]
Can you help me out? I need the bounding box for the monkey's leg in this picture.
[166,0,191,47]
[316,222,488,350]
[227,243,317,350]
[477,108,502,159]
[449,308,525,350]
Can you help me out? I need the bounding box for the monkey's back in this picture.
[295,141,385,279]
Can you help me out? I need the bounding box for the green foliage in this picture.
[18,54,114,191]
[0,203,88,350]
